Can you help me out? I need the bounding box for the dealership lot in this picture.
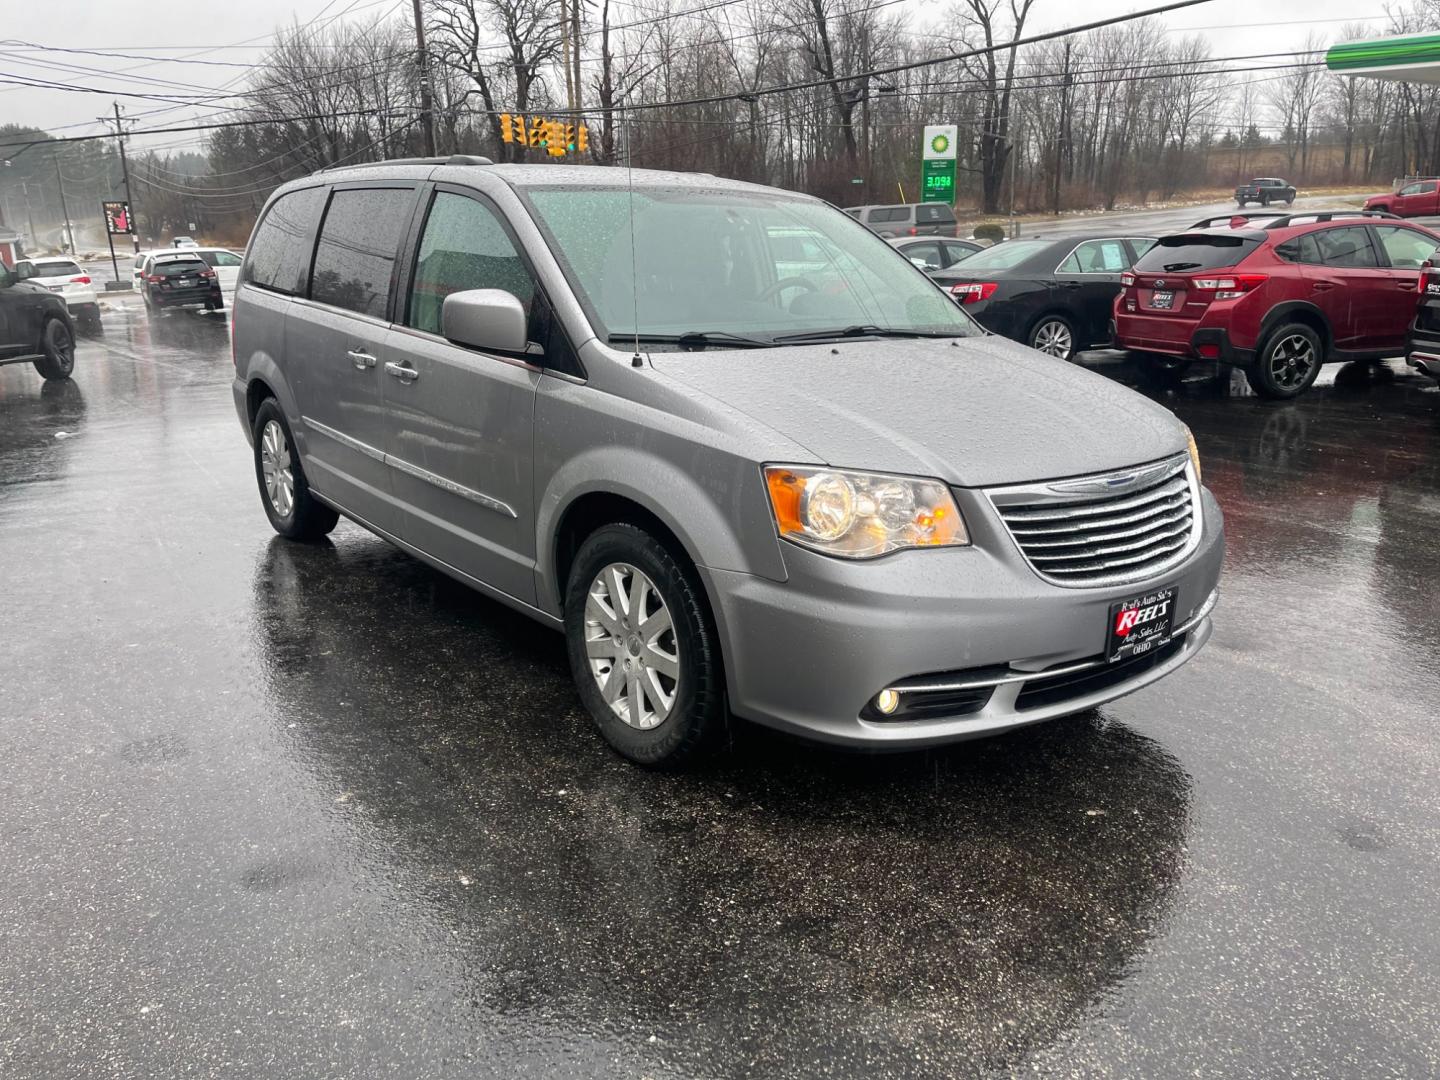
[2,309,1439,1078]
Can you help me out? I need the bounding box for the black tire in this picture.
[1027,313,1078,360]
[1285,194,1295,206]
[1259,192,1271,207]
[1245,322,1324,400]
[564,522,724,768]
[32,317,75,381]
[1236,198,1247,208]
[251,397,339,541]
[78,305,103,335]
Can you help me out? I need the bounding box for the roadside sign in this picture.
[921,125,958,204]
[103,201,133,235]
[922,160,956,203]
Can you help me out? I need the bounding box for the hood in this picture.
[650,335,1186,488]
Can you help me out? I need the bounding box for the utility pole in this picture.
[571,0,583,118]
[107,103,140,254]
[20,182,38,250]
[560,0,575,114]
[410,0,437,156]
[54,154,74,254]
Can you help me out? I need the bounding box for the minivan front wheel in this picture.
[251,398,338,541]
[1247,323,1323,399]
[565,523,723,767]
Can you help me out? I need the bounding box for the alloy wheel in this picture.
[583,562,681,730]
[1268,334,1316,390]
[260,419,295,519]
[1033,319,1073,358]
[49,322,75,372]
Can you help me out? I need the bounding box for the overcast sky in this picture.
[0,0,1400,155]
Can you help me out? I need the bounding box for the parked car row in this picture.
[1114,209,1440,398]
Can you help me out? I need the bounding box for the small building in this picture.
[0,229,22,268]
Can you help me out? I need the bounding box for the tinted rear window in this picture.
[1135,235,1261,273]
[36,260,83,277]
[868,207,908,223]
[916,204,955,224]
[309,187,414,318]
[154,260,206,277]
[246,187,325,295]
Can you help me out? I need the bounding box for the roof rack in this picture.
[1262,209,1400,228]
[1190,210,1283,229]
[320,154,493,172]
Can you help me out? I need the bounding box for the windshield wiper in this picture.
[770,325,958,343]
[607,331,774,350]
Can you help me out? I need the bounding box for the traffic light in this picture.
[545,121,566,157]
[500,113,528,145]
[564,124,577,153]
[576,124,588,154]
[529,115,549,151]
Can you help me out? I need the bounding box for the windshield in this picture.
[946,240,1048,271]
[521,186,981,344]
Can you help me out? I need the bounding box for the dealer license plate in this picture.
[1106,586,1176,662]
[1150,290,1174,310]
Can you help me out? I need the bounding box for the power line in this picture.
[551,0,1225,114]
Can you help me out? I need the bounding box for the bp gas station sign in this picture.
[921,125,958,203]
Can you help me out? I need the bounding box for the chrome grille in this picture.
[987,455,1201,587]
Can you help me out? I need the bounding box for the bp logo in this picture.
[929,132,951,155]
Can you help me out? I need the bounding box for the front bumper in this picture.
[704,487,1225,748]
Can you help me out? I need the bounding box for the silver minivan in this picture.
[232,157,1223,767]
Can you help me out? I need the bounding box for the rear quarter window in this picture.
[868,207,908,224]
[916,204,955,224]
[1135,235,1261,273]
[245,186,326,295]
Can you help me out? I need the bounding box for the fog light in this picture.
[874,689,900,715]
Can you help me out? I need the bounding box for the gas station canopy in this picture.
[1327,32,1440,84]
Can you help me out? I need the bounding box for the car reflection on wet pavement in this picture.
[2,310,1438,1078]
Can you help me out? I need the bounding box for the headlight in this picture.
[763,466,969,558]
[1182,424,1202,481]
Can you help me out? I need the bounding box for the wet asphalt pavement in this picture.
[2,306,1439,1079]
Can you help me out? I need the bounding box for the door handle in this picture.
[347,349,377,369]
[385,361,419,384]
[1311,282,1336,292]
[1397,280,1417,290]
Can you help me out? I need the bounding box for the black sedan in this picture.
[0,261,77,380]
[932,233,1154,360]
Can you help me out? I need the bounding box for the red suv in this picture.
[1114,212,1440,398]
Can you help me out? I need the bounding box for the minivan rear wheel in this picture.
[565,523,723,768]
[251,398,339,541]
[1247,323,1323,399]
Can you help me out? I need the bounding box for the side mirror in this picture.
[14,263,34,281]
[441,289,528,354]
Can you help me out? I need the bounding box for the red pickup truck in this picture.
[1364,178,1440,217]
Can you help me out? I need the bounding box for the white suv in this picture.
[13,257,101,333]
